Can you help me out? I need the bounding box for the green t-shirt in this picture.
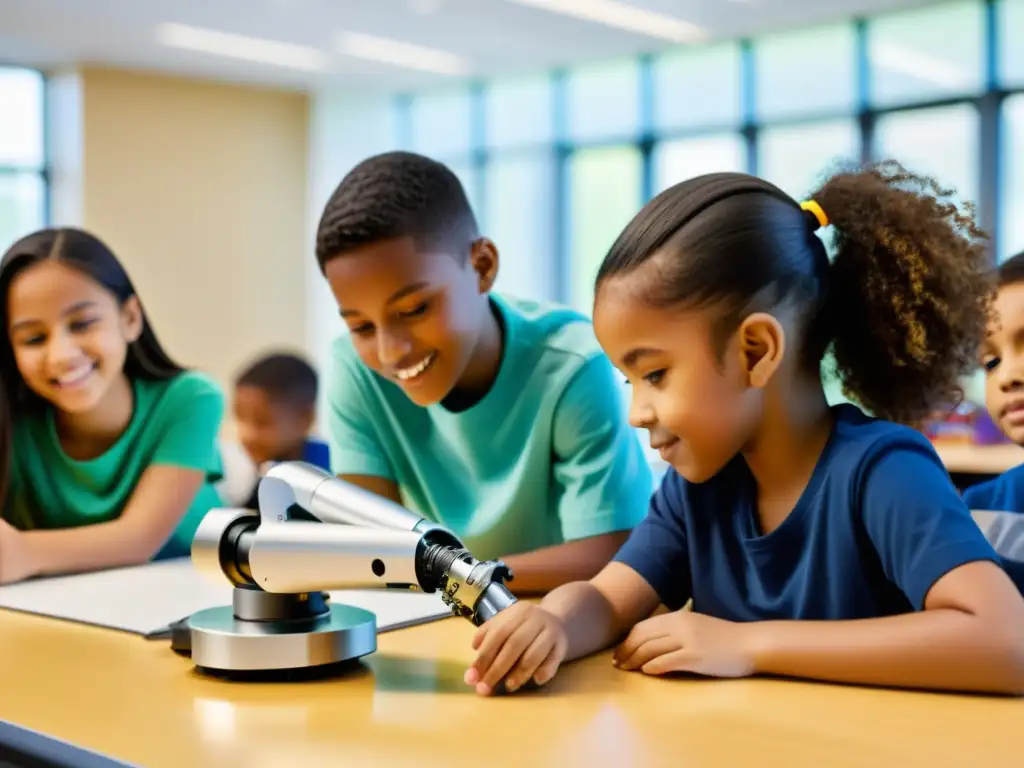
[327,294,653,561]
[4,371,225,559]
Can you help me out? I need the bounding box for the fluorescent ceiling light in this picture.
[504,0,706,43]
[337,32,471,75]
[871,42,971,90]
[156,22,330,72]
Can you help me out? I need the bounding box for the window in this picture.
[758,119,860,199]
[654,134,747,193]
[757,117,859,407]
[310,94,399,210]
[566,60,640,143]
[483,151,557,301]
[484,75,553,150]
[409,88,473,159]
[0,175,45,249]
[754,24,858,120]
[652,43,743,131]
[874,103,981,213]
[568,146,642,314]
[1002,95,1024,262]
[867,1,985,106]
[0,68,46,249]
[1001,0,1024,88]
[446,159,482,219]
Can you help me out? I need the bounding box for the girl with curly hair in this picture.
[464,162,1024,697]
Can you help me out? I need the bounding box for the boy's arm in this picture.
[334,478,628,593]
[500,532,630,595]
[336,474,402,504]
[336,477,627,593]
[739,445,1024,694]
[505,357,652,594]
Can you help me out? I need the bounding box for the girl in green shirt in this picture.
[0,228,225,584]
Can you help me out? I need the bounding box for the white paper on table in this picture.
[0,558,452,637]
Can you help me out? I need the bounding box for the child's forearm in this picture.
[540,580,627,662]
[501,551,597,595]
[752,610,1024,695]
[502,532,629,595]
[22,521,157,578]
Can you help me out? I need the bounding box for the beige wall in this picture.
[76,67,311,397]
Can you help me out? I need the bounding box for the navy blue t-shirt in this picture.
[961,467,1024,594]
[963,465,1024,513]
[614,405,999,621]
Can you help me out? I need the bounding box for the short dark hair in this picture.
[596,161,992,426]
[997,252,1024,288]
[315,151,479,272]
[235,352,318,410]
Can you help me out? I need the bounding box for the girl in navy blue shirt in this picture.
[466,164,1024,696]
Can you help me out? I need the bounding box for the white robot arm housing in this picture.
[191,462,517,626]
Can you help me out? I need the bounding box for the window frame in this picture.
[0,65,50,240]
[390,1,1018,306]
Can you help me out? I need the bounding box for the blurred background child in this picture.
[230,351,330,510]
[964,252,1024,563]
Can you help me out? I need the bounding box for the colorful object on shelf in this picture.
[921,402,1010,446]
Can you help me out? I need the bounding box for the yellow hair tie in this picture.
[800,199,829,230]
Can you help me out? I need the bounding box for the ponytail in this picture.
[811,161,991,424]
[595,163,991,426]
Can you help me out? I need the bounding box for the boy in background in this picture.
[233,352,331,509]
[966,251,1024,562]
[315,151,652,594]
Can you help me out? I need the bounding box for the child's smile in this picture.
[325,235,498,408]
[593,270,756,485]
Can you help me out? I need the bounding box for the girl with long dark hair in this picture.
[0,228,224,583]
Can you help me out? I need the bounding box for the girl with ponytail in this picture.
[464,163,1024,697]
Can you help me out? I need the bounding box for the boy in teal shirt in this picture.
[316,151,652,594]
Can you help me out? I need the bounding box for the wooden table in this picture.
[934,442,1024,476]
[1,610,1022,767]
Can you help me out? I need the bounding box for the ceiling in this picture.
[0,0,939,92]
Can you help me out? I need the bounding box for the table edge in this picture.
[0,720,137,768]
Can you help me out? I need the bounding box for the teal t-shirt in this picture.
[4,371,226,559]
[326,294,653,560]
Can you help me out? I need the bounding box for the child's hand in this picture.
[613,610,757,679]
[464,601,568,696]
[0,519,31,585]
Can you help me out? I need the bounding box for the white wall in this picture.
[45,70,83,228]
[46,67,310,431]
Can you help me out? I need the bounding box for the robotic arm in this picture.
[186,463,517,675]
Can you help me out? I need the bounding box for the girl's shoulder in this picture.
[164,370,223,398]
[830,403,932,456]
[135,370,225,414]
[826,405,945,492]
